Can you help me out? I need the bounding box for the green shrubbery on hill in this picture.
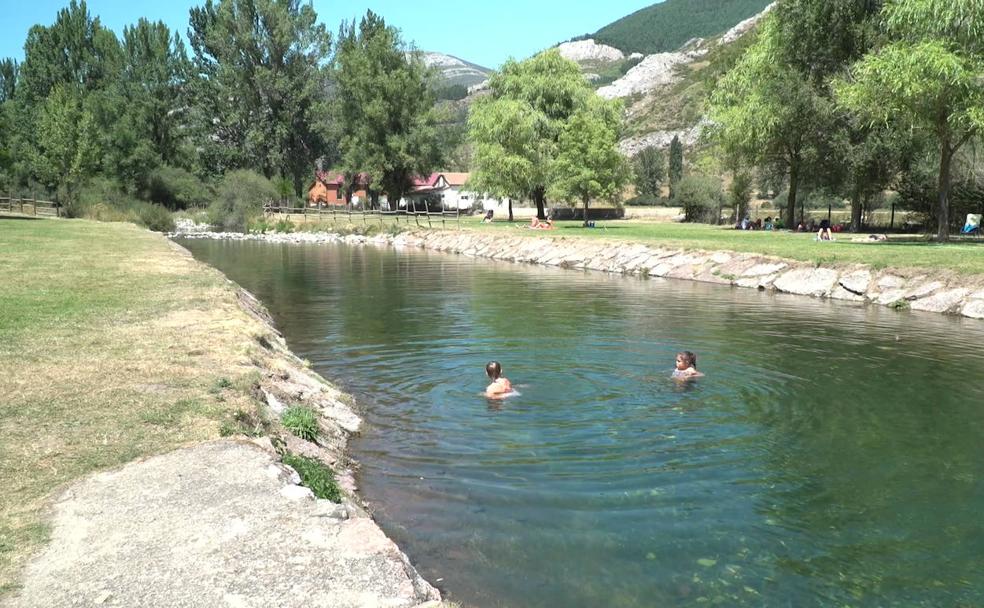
[595,0,771,54]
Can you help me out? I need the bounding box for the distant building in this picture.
[307,172,370,206]
[401,172,506,211]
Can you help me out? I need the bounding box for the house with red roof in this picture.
[402,172,497,211]
[307,172,370,206]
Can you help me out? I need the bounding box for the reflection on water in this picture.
[179,238,984,607]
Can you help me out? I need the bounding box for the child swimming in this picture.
[485,360,514,398]
[672,351,704,379]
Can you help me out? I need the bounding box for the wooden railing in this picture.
[263,202,462,229]
[0,195,61,218]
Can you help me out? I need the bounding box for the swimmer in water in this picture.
[485,360,514,398]
[672,351,704,379]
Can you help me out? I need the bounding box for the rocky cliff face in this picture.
[421,51,491,88]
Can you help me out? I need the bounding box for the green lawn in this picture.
[457,217,984,275]
[0,218,265,594]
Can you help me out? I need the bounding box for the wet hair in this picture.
[485,360,502,379]
[676,351,697,369]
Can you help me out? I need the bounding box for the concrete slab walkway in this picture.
[7,440,439,608]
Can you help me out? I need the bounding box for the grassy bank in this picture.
[0,218,268,593]
[457,217,984,275]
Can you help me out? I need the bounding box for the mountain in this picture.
[585,3,774,154]
[421,52,492,89]
[425,1,772,156]
[593,0,772,55]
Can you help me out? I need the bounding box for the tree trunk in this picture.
[531,186,547,220]
[850,184,862,232]
[532,186,547,219]
[582,194,590,227]
[937,140,953,242]
[786,162,799,229]
[508,199,514,222]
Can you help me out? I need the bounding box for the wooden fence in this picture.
[264,202,462,229]
[0,195,61,218]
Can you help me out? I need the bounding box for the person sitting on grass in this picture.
[482,209,494,223]
[816,219,833,241]
[529,216,554,230]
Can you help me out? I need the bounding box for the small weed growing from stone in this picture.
[282,406,319,441]
[282,452,342,502]
[219,408,268,437]
[890,299,911,311]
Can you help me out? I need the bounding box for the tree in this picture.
[773,0,888,232]
[673,175,725,223]
[332,10,444,206]
[835,0,984,241]
[633,146,665,199]
[668,135,684,198]
[34,84,101,198]
[728,170,754,223]
[468,49,592,220]
[0,59,17,103]
[121,20,190,165]
[188,0,332,190]
[549,96,631,226]
[18,0,121,103]
[11,0,121,191]
[710,16,827,227]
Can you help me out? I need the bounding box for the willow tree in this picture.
[835,0,984,241]
[709,16,826,227]
[549,96,630,225]
[468,49,591,220]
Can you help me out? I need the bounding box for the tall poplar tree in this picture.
[107,19,191,189]
[188,0,332,190]
[633,146,665,199]
[331,10,444,206]
[668,135,684,199]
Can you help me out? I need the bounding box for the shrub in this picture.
[135,201,176,232]
[624,193,662,206]
[66,178,174,231]
[281,452,342,502]
[147,165,211,210]
[207,170,277,232]
[282,405,319,441]
[273,218,294,233]
[219,408,268,437]
[672,175,723,223]
[728,171,753,221]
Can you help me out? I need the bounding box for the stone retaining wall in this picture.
[174,227,984,320]
[391,231,984,319]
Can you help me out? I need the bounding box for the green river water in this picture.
[179,238,984,608]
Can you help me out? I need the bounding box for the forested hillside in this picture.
[594,0,771,54]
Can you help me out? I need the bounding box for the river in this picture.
[178,238,984,607]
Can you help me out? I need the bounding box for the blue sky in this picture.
[0,0,658,69]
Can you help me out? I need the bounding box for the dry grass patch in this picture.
[0,219,273,593]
